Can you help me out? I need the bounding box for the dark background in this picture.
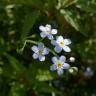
[0,0,96,96]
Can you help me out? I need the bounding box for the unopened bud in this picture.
[68,67,78,75]
[69,57,75,62]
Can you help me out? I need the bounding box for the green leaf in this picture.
[5,54,26,74]
[60,9,80,31]
[57,0,78,9]
[21,11,40,42]
[76,0,96,13]
[34,81,60,94]
[62,0,78,8]
[5,0,43,6]
[9,82,27,96]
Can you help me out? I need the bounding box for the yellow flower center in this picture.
[56,62,63,69]
[46,31,50,35]
[38,49,42,55]
[59,41,64,47]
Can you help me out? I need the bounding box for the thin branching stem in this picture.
[20,39,58,56]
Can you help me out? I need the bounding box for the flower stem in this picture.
[47,47,58,56]
[20,39,58,56]
[26,40,38,45]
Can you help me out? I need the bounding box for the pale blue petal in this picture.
[31,46,38,53]
[40,32,47,38]
[64,39,71,45]
[84,67,94,77]
[84,71,93,77]
[48,34,53,40]
[59,56,66,62]
[63,46,71,52]
[39,25,46,32]
[33,53,38,59]
[51,29,57,34]
[42,48,49,55]
[50,64,57,71]
[55,45,62,53]
[38,43,44,49]
[45,24,51,31]
[39,55,45,61]
[51,40,57,46]
[86,67,92,72]
[52,57,58,64]
[57,69,63,75]
[56,36,63,41]
[63,63,70,69]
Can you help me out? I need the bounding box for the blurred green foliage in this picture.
[0,0,96,96]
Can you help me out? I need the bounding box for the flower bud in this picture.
[69,57,75,62]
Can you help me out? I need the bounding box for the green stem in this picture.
[20,39,58,56]
[26,40,38,45]
[38,38,44,43]
[47,47,57,56]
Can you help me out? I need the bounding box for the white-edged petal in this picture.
[57,69,63,75]
[39,55,45,61]
[55,45,62,53]
[46,24,51,31]
[40,32,47,38]
[51,40,57,46]
[39,25,46,32]
[50,64,57,71]
[46,24,51,28]
[59,56,66,62]
[63,46,71,52]
[56,36,64,42]
[64,39,71,45]
[51,29,57,34]
[52,57,58,64]
[31,46,38,53]
[42,48,49,55]
[63,63,70,69]
[33,53,38,59]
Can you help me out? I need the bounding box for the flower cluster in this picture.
[31,24,75,75]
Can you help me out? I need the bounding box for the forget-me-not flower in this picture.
[31,43,49,61]
[51,36,71,53]
[50,56,70,75]
[39,24,57,40]
[84,67,94,77]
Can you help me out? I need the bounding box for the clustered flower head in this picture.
[31,24,76,75]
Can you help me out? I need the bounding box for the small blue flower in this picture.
[31,43,49,61]
[39,24,57,40]
[50,56,70,75]
[84,67,94,77]
[51,36,71,53]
